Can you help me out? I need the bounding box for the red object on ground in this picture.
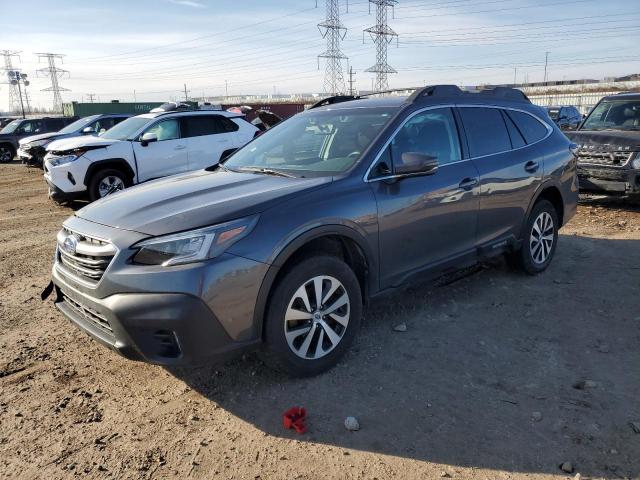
[283,407,307,434]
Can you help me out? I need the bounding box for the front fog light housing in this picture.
[131,215,259,266]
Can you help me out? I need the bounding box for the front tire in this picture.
[88,169,129,202]
[509,199,559,275]
[0,144,15,163]
[262,256,362,377]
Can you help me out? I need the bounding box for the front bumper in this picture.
[18,146,46,165]
[577,165,640,194]
[50,216,268,366]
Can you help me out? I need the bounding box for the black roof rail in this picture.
[407,84,531,104]
[309,95,360,109]
[406,85,464,103]
[477,86,530,103]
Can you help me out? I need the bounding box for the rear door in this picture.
[370,107,480,288]
[458,106,547,247]
[182,115,240,170]
[132,117,188,181]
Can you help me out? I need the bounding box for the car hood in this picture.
[19,132,65,145]
[46,135,118,153]
[566,130,640,150]
[76,169,332,236]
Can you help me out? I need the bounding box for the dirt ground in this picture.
[0,162,639,480]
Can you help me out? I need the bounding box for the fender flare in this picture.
[83,158,136,187]
[251,224,378,339]
[520,179,565,238]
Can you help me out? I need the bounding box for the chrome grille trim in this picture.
[576,150,634,168]
[60,290,113,336]
[56,227,117,286]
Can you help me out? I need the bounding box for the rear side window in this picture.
[218,116,240,133]
[459,107,511,157]
[182,116,239,137]
[501,110,526,149]
[506,110,548,144]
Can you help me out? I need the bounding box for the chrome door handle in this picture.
[525,160,539,173]
[458,177,478,190]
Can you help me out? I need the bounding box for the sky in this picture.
[1,0,639,111]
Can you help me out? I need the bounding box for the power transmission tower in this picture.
[35,52,70,113]
[86,93,97,103]
[348,66,356,95]
[1,50,22,113]
[363,0,398,92]
[318,0,348,95]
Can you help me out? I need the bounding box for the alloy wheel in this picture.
[284,275,350,360]
[529,211,554,264]
[98,176,125,197]
[0,147,12,162]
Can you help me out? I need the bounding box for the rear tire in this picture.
[508,199,559,275]
[261,256,362,377]
[88,168,129,202]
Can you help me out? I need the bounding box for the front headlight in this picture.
[28,139,51,148]
[632,152,640,169]
[131,215,259,266]
[48,154,79,167]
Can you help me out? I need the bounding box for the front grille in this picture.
[60,290,113,337]
[56,228,116,285]
[576,149,634,167]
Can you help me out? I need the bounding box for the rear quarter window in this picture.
[506,110,549,144]
[459,107,512,157]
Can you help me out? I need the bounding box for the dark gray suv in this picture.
[49,85,578,376]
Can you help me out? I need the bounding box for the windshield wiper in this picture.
[237,167,296,178]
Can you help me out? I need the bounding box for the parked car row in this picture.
[46,85,580,376]
[43,103,259,202]
[0,116,78,163]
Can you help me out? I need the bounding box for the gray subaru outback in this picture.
[49,85,578,376]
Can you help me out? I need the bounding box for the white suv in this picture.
[43,109,259,202]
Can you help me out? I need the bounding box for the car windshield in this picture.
[223,107,395,177]
[58,115,100,134]
[546,108,560,120]
[0,120,22,134]
[581,99,640,131]
[100,117,151,140]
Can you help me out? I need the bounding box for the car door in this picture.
[459,106,546,247]
[132,117,188,182]
[181,115,227,170]
[369,107,480,288]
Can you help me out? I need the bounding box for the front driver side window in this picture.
[389,108,461,174]
[144,119,180,141]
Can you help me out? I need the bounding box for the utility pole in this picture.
[35,52,69,113]
[348,66,356,95]
[318,0,348,95]
[87,93,97,103]
[364,0,398,92]
[225,80,228,98]
[513,67,517,86]
[183,83,189,101]
[133,89,137,102]
[543,51,550,83]
[1,50,22,113]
